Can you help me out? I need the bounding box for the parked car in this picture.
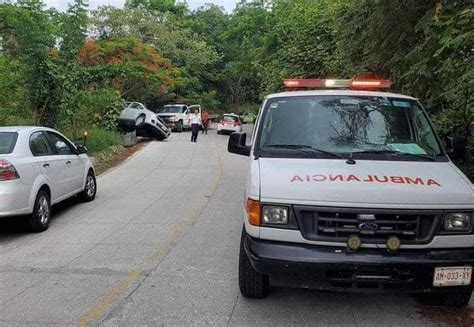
[0,127,97,232]
[217,114,242,134]
[157,104,202,132]
[118,102,171,140]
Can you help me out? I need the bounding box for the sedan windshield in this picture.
[0,132,18,154]
[162,106,183,113]
[257,96,443,159]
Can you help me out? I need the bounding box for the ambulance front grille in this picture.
[294,206,441,245]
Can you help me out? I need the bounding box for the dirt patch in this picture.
[419,303,474,326]
[93,138,150,176]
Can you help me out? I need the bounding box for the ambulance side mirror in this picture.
[228,132,250,156]
[445,136,466,160]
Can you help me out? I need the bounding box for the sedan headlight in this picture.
[262,206,288,225]
[443,212,472,232]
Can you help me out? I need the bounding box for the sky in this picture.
[44,0,238,12]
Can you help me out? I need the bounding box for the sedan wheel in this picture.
[26,190,51,232]
[79,171,97,202]
[38,196,50,225]
[86,174,96,198]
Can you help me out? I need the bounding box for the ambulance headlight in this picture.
[262,206,288,225]
[443,213,471,232]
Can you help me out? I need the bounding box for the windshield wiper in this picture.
[263,144,346,160]
[355,150,437,161]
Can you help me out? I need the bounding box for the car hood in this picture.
[258,158,474,208]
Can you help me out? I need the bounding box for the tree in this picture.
[0,2,60,126]
[90,6,221,108]
[78,37,177,105]
[257,0,336,95]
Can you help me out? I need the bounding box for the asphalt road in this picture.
[0,124,472,326]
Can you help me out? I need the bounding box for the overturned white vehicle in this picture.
[117,102,171,141]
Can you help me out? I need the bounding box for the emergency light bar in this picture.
[284,78,392,90]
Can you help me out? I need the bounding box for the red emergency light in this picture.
[283,78,392,90]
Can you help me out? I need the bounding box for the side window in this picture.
[46,132,74,155]
[29,132,54,156]
[183,107,188,114]
[411,106,441,155]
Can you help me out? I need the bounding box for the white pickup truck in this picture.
[157,104,201,132]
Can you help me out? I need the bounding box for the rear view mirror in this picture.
[445,136,466,160]
[228,132,250,156]
[76,145,88,154]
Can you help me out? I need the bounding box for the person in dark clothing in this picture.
[190,109,201,142]
[201,110,209,134]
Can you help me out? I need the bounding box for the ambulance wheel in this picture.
[238,227,269,298]
[420,289,472,308]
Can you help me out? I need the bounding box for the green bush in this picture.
[0,107,36,127]
[59,88,124,133]
[82,128,122,154]
[64,127,122,155]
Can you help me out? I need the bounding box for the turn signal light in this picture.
[245,198,261,226]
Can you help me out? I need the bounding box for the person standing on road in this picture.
[190,109,201,142]
[201,109,209,134]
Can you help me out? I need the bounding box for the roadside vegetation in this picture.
[0,0,471,177]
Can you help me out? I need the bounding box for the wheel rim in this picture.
[38,196,50,225]
[86,175,96,197]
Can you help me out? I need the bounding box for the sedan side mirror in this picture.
[445,136,466,160]
[228,132,250,156]
[76,145,88,154]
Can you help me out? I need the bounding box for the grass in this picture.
[82,128,122,155]
[66,127,122,155]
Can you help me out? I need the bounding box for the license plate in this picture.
[433,267,472,287]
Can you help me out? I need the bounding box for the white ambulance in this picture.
[228,78,473,307]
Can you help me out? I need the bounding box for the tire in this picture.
[419,289,472,308]
[26,190,51,232]
[78,170,97,202]
[136,115,145,128]
[176,120,183,133]
[217,130,221,135]
[238,227,269,298]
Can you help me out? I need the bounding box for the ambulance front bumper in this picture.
[244,233,474,293]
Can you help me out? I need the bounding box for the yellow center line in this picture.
[75,145,223,327]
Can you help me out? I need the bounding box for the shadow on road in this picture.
[0,196,79,237]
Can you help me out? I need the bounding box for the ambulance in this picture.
[228,78,473,307]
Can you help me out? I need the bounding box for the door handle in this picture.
[66,160,71,165]
[43,163,50,168]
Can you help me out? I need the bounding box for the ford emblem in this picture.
[358,222,379,231]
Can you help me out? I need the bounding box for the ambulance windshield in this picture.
[257,96,442,158]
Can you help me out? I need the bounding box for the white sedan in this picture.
[217,114,243,134]
[0,126,96,232]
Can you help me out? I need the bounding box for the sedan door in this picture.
[29,131,66,202]
[45,132,85,195]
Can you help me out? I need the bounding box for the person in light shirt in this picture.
[189,109,201,142]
